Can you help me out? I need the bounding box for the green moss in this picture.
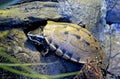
[0,30,9,37]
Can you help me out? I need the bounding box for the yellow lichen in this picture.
[0,9,18,16]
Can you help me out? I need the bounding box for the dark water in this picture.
[0,0,20,9]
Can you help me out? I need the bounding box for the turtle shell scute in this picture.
[43,21,105,64]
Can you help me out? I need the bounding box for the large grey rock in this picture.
[0,0,105,32]
[57,0,102,30]
[0,29,40,79]
[106,0,120,23]
[104,24,120,79]
[0,1,64,29]
[0,0,20,9]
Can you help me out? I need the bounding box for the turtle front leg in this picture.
[41,47,49,56]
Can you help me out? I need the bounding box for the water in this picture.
[0,0,20,9]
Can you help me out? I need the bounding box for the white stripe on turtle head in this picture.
[27,33,50,56]
[27,33,45,45]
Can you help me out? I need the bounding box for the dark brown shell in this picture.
[44,21,105,64]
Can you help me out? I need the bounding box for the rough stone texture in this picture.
[56,0,104,32]
[0,0,104,32]
[0,29,41,63]
[0,0,20,9]
[104,24,120,79]
[97,0,107,42]
[0,29,41,79]
[105,0,118,10]
[106,0,120,23]
[18,0,58,3]
[45,0,105,33]
[0,1,65,29]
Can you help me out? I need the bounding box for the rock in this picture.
[0,29,40,62]
[106,0,120,23]
[0,0,21,9]
[105,0,118,10]
[57,0,102,30]
[0,0,11,5]
[0,0,106,32]
[19,0,58,3]
[0,1,65,29]
[104,24,120,79]
[19,0,103,31]
[0,29,41,79]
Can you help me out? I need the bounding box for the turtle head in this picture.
[27,33,49,56]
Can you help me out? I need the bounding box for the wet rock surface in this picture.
[104,24,120,79]
[105,1,120,78]
[106,0,120,23]
[0,1,64,29]
[0,0,103,32]
[0,29,40,79]
[57,0,102,30]
[0,29,41,63]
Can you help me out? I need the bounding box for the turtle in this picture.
[27,21,108,78]
[27,21,106,63]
